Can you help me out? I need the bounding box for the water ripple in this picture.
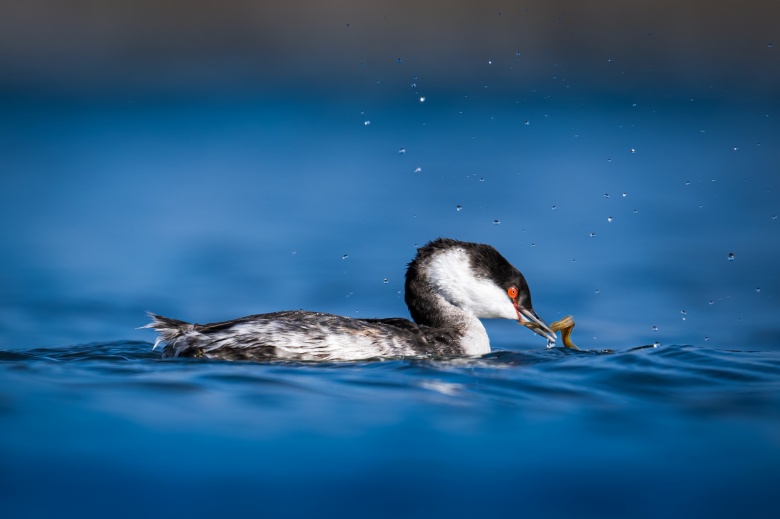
[2,341,779,418]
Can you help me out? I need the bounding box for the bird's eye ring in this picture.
[507,286,519,299]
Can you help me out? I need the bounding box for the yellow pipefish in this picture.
[549,315,579,350]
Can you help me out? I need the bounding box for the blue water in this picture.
[2,341,779,518]
[1,67,780,519]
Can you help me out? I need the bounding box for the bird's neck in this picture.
[457,313,491,356]
[406,283,492,355]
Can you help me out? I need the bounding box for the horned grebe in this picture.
[144,238,555,361]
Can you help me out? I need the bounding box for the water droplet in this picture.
[595,289,600,294]
[607,158,612,162]
[607,216,613,222]
[383,278,388,284]
[456,205,462,212]
[488,60,493,65]
[524,120,530,125]
[685,180,691,186]
[769,43,774,49]
[704,336,709,342]
[603,193,610,198]
[492,219,501,225]
[633,209,638,214]
[531,243,536,247]
[551,205,557,210]
[398,147,406,154]
[363,120,371,126]
[396,58,403,63]
[681,310,687,321]
[622,192,627,197]
[630,148,636,153]
[709,300,714,305]
[419,96,426,103]
[479,177,485,182]
[727,252,735,261]
[515,51,522,56]
[755,287,761,293]
[342,253,349,260]
[652,325,658,332]
[414,167,422,173]
[772,214,777,220]
[589,232,596,238]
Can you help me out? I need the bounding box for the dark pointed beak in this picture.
[517,307,557,344]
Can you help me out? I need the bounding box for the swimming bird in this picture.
[144,238,555,361]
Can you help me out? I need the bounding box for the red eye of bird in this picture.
[507,286,518,299]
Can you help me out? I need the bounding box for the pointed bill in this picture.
[517,307,557,344]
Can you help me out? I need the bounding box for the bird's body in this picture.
[145,238,555,361]
[148,310,466,361]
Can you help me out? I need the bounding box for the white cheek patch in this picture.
[428,248,518,320]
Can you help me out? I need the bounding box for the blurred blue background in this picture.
[1,0,778,351]
[1,2,779,518]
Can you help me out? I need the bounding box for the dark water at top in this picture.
[1,73,779,517]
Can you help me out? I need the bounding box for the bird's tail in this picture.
[140,312,194,350]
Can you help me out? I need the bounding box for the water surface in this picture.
[2,340,779,518]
